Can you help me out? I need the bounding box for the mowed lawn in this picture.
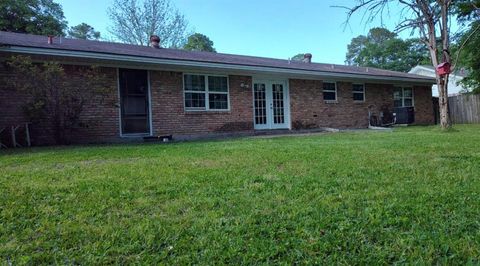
[1,125,480,264]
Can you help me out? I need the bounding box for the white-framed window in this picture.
[184,74,229,111]
[394,87,414,107]
[352,84,365,102]
[323,81,337,101]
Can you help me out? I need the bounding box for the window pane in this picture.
[324,91,336,101]
[323,82,336,91]
[124,96,147,115]
[353,93,364,101]
[184,75,205,91]
[404,99,413,107]
[208,76,228,92]
[209,93,228,110]
[121,69,148,94]
[403,88,413,97]
[352,84,364,92]
[394,99,403,107]
[394,88,403,99]
[185,92,205,108]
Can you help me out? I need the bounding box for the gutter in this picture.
[0,45,436,84]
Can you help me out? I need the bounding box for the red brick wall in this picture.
[289,80,396,129]
[66,67,119,143]
[0,64,119,145]
[413,85,435,124]
[0,60,435,145]
[149,71,254,137]
[289,80,434,129]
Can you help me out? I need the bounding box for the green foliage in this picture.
[456,21,480,94]
[183,33,216,52]
[0,0,67,36]
[454,0,480,23]
[67,23,101,40]
[5,56,114,144]
[345,27,430,72]
[452,1,480,94]
[1,125,480,264]
[291,53,305,61]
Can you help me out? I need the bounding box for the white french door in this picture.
[253,79,290,130]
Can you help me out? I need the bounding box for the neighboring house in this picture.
[409,65,467,97]
[0,31,435,145]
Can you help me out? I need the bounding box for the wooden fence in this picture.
[448,94,480,124]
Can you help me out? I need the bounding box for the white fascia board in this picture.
[1,46,436,85]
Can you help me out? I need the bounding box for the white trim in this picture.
[252,80,269,130]
[147,70,153,136]
[183,73,230,112]
[116,68,122,137]
[117,68,153,137]
[252,78,290,130]
[1,46,436,84]
[394,86,415,108]
[352,83,366,102]
[323,81,337,102]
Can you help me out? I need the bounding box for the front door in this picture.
[253,80,290,130]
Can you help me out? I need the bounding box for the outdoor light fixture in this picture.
[240,82,250,89]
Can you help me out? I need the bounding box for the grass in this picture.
[1,125,480,264]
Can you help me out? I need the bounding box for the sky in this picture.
[57,0,424,65]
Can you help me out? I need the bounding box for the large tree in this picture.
[183,33,216,52]
[346,27,429,72]
[107,0,189,47]
[0,0,67,36]
[342,0,457,129]
[67,23,101,40]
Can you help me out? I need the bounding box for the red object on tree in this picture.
[436,62,451,76]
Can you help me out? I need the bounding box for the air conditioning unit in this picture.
[394,107,415,124]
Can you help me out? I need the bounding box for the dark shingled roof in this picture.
[0,31,433,82]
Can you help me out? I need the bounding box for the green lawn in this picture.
[1,125,480,264]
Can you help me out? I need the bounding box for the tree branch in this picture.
[452,22,480,71]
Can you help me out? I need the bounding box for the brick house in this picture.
[0,31,435,145]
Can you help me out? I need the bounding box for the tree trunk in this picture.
[438,0,452,130]
[437,76,452,129]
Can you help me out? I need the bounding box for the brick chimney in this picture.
[303,53,312,63]
[150,35,160,48]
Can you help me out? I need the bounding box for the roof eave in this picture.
[0,45,436,84]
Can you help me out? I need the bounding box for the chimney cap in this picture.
[150,35,160,48]
[150,35,160,42]
[303,53,312,63]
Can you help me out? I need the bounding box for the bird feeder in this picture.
[436,62,451,76]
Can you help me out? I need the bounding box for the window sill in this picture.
[353,100,365,103]
[324,100,338,104]
[184,110,231,115]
